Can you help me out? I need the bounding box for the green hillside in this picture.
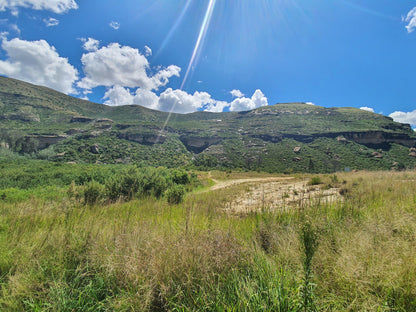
[1,76,415,172]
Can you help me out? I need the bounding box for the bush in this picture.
[105,168,141,201]
[171,169,190,185]
[165,184,186,204]
[308,177,322,186]
[83,180,105,205]
[139,167,170,198]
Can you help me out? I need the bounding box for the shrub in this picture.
[105,168,141,201]
[139,167,170,198]
[165,184,186,204]
[171,169,190,185]
[308,177,322,186]
[83,180,105,205]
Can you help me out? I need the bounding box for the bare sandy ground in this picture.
[207,176,341,214]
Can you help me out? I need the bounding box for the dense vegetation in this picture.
[0,153,415,310]
[1,76,415,173]
[0,150,197,205]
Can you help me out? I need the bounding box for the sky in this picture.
[0,0,416,127]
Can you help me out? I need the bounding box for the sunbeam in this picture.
[340,0,397,21]
[157,0,217,140]
[154,0,193,59]
[180,0,217,90]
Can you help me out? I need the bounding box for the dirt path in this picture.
[209,176,295,191]
[205,174,342,214]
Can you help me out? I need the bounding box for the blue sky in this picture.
[0,0,415,127]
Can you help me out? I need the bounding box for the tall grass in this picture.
[1,170,416,310]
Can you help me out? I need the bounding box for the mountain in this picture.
[1,76,415,172]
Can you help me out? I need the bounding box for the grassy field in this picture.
[0,165,416,311]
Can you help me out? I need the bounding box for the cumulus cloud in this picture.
[158,88,227,113]
[404,7,416,33]
[102,83,269,114]
[230,89,268,111]
[0,37,78,94]
[43,17,59,27]
[103,86,159,109]
[360,106,375,113]
[81,37,99,52]
[389,110,416,127]
[78,42,180,91]
[0,0,78,13]
[109,21,120,30]
[230,89,244,98]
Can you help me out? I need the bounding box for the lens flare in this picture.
[180,0,217,90]
[154,0,193,59]
[340,0,396,20]
[157,0,217,140]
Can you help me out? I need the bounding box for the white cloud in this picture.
[103,85,159,109]
[103,86,230,113]
[81,37,99,52]
[158,88,230,113]
[360,106,375,113]
[389,110,416,127]
[230,89,244,98]
[10,23,20,34]
[109,21,120,30]
[144,45,152,57]
[103,85,134,106]
[133,88,159,109]
[0,0,78,14]
[78,42,180,91]
[230,89,268,111]
[43,17,59,27]
[305,102,315,106]
[0,31,8,39]
[404,7,416,33]
[0,37,78,94]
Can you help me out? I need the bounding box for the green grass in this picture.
[1,168,416,310]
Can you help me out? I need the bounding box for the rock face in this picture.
[117,132,167,145]
[25,135,68,150]
[253,131,416,149]
[3,112,40,122]
[341,131,416,148]
[71,116,94,123]
[179,136,223,153]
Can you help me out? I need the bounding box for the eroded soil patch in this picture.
[212,178,342,214]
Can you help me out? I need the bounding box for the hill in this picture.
[0,76,415,172]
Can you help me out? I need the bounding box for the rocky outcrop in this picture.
[70,116,94,123]
[25,134,68,150]
[341,131,416,148]
[253,131,416,149]
[94,118,113,130]
[179,136,223,153]
[117,132,167,145]
[65,128,85,135]
[3,112,40,122]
